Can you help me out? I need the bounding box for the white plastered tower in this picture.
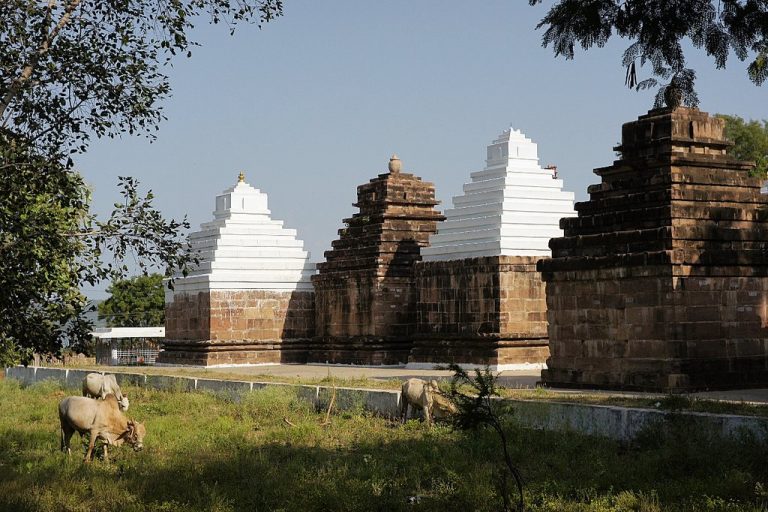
[167,173,315,301]
[421,127,576,261]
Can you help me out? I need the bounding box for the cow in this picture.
[431,391,459,420]
[400,378,457,426]
[59,394,145,463]
[82,373,129,411]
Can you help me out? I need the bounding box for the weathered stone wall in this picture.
[410,256,549,367]
[315,275,417,340]
[309,272,417,365]
[164,291,211,341]
[313,274,376,338]
[159,289,315,365]
[541,107,768,391]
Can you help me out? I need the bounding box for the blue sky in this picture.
[77,1,768,298]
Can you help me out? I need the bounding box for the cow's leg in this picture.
[60,422,75,455]
[400,397,409,424]
[423,396,434,427]
[102,444,109,464]
[84,430,97,463]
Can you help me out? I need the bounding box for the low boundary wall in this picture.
[6,366,767,442]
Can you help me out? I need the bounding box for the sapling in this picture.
[445,364,524,512]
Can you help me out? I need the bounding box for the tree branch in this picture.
[0,0,82,121]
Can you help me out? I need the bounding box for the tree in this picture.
[98,274,165,327]
[718,114,768,177]
[0,135,192,360]
[0,137,90,360]
[529,1,768,107]
[1,0,283,157]
[0,1,282,364]
[446,364,525,512]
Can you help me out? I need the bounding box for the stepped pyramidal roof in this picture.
[315,155,444,278]
[421,127,576,261]
[171,173,315,295]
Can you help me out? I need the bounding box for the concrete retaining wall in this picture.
[5,366,767,442]
[508,399,768,441]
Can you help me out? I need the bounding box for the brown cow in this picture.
[59,394,145,463]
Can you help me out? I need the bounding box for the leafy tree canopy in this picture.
[1,0,283,157]
[718,114,768,177]
[1,0,282,364]
[98,274,165,327]
[529,1,768,107]
[0,135,192,360]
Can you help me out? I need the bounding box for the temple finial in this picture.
[238,171,245,183]
[388,154,401,174]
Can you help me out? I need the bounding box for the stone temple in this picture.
[411,128,576,369]
[160,135,577,370]
[159,173,316,366]
[309,155,445,365]
[540,107,768,391]
[161,111,768,391]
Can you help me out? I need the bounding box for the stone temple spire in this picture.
[311,156,444,364]
[540,107,768,391]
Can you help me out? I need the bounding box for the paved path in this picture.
[694,388,768,404]
[199,363,540,383]
[160,363,768,404]
[197,364,540,388]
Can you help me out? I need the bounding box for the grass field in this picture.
[1,378,768,512]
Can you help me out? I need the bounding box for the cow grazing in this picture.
[59,394,145,463]
[82,373,129,411]
[431,391,458,420]
[400,378,456,426]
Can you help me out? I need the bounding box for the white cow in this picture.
[59,394,145,463]
[82,373,129,411]
[400,378,457,426]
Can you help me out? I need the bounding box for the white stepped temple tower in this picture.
[169,172,315,297]
[421,127,576,261]
[410,127,577,370]
[160,173,316,366]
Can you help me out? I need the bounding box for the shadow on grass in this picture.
[120,418,768,512]
[6,423,767,512]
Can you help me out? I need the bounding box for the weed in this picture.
[657,394,694,411]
